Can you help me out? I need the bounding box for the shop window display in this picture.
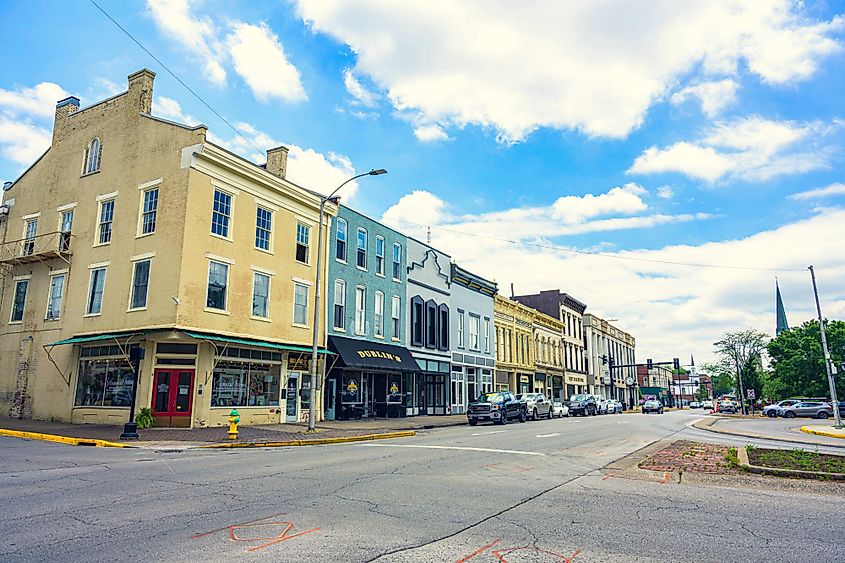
[211,361,281,407]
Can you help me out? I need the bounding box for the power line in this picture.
[88,0,263,155]
[400,220,805,272]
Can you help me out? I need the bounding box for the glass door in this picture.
[285,373,299,422]
[325,378,337,420]
[152,369,194,427]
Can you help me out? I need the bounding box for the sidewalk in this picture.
[693,416,845,448]
[0,415,457,449]
[801,424,845,440]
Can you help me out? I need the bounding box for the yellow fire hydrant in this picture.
[228,408,240,440]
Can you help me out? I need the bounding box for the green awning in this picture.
[46,331,144,347]
[184,331,334,355]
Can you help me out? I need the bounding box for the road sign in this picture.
[747,389,756,399]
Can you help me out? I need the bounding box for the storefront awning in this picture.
[328,335,420,373]
[46,331,146,347]
[184,331,333,355]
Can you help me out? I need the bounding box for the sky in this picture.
[1,0,844,366]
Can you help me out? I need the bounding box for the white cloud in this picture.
[226,22,307,102]
[552,183,647,224]
[629,117,833,182]
[0,82,69,118]
[154,96,202,125]
[789,182,845,201]
[208,121,359,200]
[146,0,227,85]
[296,1,843,141]
[382,190,447,229]
[670,79,739,117]
[342,69,378,107]
[0,118,51,165]
[656,186,674,199]
[413,124,450,142]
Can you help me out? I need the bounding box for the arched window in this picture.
[84,138,102,174]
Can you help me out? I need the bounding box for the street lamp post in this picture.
[308,169,387,432]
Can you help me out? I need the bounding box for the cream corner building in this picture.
[583,314,636,405]
[0,70,334,428]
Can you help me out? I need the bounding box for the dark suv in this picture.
[467,391,527,425]
[568,393,597,417]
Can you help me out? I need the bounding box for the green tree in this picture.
[713,329,769,412]
[702,360,735,397]
[766,319,844,399]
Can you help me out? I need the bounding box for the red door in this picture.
[152,369,194,427]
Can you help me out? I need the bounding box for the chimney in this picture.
[127,68,156,114]
[265,146,289,178]
[510,283,515,298]
[52,96,80,145]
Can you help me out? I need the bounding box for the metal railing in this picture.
[0,231,73,264]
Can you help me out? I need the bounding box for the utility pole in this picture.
[809,265,842,428]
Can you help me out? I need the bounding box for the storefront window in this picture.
[74,358,134,407]
[211,361,280,407]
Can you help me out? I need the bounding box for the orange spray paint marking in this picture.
[456,538,501,562]
[660,472,671,484]
[192,513,319,553]
[491,545,582,562]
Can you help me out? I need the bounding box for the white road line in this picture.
[470,430,507,436]
[356,443,545,456]
[616,421,630,424]
[536,433,560,438]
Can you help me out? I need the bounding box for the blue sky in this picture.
[2,0,844,363]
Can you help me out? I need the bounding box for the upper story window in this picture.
[10,279,29,323]
[86,267,107,316]
[438,304,449,351]
[391,295,401,340]
[252,272,270,319]
[296,223,310,264]
[336,218,347,262]
[484,318,491,353]
[356,228,367,269]
[333,279,346,330]
[97,200,114,245]
[469,315,480,351]
[130,260,151,310]
[22,219,37,256]
[392,243,402,280]
[59,210,74,252]
[375,236,385,276]
[255,207,272,251]
[46,273,66,321]
[83,138,101,175]
[211,189,232,238]
[411,295,424,347]
[425,300,437,349]
[140,188,158,235]
[457,311,465,348]
[374,291,385,338]
[355,286,366,335]
[293,282,309,325]
[206,261,228,311]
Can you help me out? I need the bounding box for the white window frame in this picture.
[95,198,115,246]
[205,260,230,313]
[484,318,491,353]
[129,259,151,311]
[457,310,465,349]
[391,295,401,341]
[355,286,366,335]
[45,271,67,321]
[82,138,101,175]
[211,188,234,241]
[251,271,271,320]
[336,218,347,262]
[392,242,402,281]
[295,222,310,264]
[85,267,107,316]
[356,228,367,270]
[255,206,273,253]
[375,236,385,276]
[293,282,309,326]
[22,217,37,256]
[333,279,346,331]
[469,314,480,351]
[137,186,159,237]
[9,277,30,323]
[374,291,385,338]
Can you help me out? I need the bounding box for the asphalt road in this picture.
[2,411,843,562]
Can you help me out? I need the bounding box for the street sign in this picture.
[747,389,756,399]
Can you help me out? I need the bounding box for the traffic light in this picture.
[673,357,680,370]
[601,355,608,365]
[646,358,653,370]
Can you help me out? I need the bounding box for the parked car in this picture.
[763,399,801,418]
[642,399,664,414]
[467,391,527,425]
[689,401,701,409]
[779,401,836,419]
[593,395,609,414]
[718,401,737,414]
[702,400,714,409]
[551,401,570,418]
[517,393,554,420]
[568,394,597,416]
[605,399,623,414]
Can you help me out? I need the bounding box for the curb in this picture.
[738,447,845,480]
[692,418,845,449]
[800,426,845,440]
[200,430,416,449]
[0,428,129,448]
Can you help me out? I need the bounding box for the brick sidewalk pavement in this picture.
[638,440,739,475]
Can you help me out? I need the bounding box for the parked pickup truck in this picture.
[467,391,527,425]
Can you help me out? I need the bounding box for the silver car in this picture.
[763,399,800,418]
[517,393,554,420]
[551,401,570,418]
[605,399,623,414]
[779,401,834,419]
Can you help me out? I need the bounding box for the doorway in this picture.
[152,369,194,427]
[325,378,337,420]
[285,373,299,422]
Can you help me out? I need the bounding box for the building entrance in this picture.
[152,369,194,427]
